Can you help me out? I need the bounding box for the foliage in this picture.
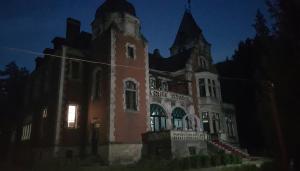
[0,61,29,160]
[216,0,300,163]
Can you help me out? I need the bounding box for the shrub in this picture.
[231,155,242,164]
[220,153,231,165]
[178,157,190,170]
[189,156,198,168]
[200,155,211,168]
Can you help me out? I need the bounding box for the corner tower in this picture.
[170,10,212,65]
[90,0,149,164]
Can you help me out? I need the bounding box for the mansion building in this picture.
[16,0,241,165]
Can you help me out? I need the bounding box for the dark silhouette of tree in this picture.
[253,10,270,38]
[267,0,300,167]
[217,9,277,156]
[0,62,29,161]
[218,0,300,169]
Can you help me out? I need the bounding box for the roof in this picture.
[172,11,208,47]
[95,0,136,18]
[149,49,193,72]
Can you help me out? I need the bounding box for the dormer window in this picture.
[126,43,136,59]
[198,57,208,70]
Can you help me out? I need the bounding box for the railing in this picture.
[171,131,208,141]
[144,130,208,142]
[150,89,191,101]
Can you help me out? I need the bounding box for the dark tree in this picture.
[0,62,29,161]
[218,0,300,169]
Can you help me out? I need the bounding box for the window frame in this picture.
[150,104,167,132]
[21,123,32,141]
[67,104,79,129]
[126,43,136,60]
[124,79,139,112]
[199,78,206,97]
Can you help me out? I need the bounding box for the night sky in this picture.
[0,0,268,70]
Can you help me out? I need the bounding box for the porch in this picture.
[142,130,208,159]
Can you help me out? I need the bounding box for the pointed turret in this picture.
[170,10,210,56]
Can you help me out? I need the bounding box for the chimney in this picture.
[153,49,161,56]
[35,57,44,70]
[66,18,81,42]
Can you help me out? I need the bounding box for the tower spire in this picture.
[186,0,192,13]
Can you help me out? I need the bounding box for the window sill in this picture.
[125,109,139,113]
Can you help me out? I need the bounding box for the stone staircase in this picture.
[209,140,250,159]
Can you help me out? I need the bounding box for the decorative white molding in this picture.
[144,44,151,131]
[109,30,116,142]
[54,46,67,156]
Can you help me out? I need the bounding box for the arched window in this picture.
[92,69,102,100]
[150,104,167,132]
[172,108,186,130]
[125,81,137,111]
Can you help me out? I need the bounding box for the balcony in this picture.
[142,130,208,159]
[143,130,208,142]
[150,89,192,102]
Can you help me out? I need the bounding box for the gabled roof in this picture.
[149,49,193,72]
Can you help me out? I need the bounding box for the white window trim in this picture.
[123,78,140,112]
[125,43,136,60]
[195,72,220,100]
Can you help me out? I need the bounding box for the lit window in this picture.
[150,104,167,132]
[42,108,48,118]
[172,108,186,130]
[21,123,32,141]
[125,81,137,111]
[67,105,78,128]
[199,79,206,97]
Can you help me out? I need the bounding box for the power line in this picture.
[0,46,271,84]
[1,46,146,71]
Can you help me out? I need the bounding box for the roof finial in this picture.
[186,0,192,13]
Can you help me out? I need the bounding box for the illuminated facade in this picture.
[17,0,244,165]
